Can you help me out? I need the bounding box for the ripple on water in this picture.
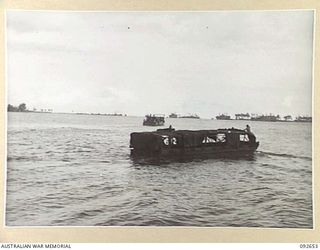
[6,113,313,228]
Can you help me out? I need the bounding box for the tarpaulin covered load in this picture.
[130,127,259,157]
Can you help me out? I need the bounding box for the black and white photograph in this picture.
[5,10,314,228]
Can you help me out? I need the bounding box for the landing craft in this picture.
[130,126,259,157]
[143,114,165,126]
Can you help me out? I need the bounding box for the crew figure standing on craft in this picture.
[245,124,251,133]
[245,124,256,143]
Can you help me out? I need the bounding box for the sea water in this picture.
[6,112,313,228]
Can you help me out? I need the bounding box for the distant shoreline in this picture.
[7,111,312,123]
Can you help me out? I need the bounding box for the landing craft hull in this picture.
[131,142,259,158]
[143,121,165,126]
[130,127,259,160]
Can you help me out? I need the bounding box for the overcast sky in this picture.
[7,11,314,117]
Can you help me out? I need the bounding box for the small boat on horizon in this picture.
[143,114,165,126]
[294,116,312,122]
[180,114,200,119]
[168,113,178,118]
[251,114,280,122]
[215,114,231,120]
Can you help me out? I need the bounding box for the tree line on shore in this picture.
[7,103,28,112]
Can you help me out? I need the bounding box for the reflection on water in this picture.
[6,112,313,228]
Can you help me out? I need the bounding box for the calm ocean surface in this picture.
[6,112,313,228]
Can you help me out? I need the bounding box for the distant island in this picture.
[7,103,53,113]
[7,103,28,112]
[7,103,311,123]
